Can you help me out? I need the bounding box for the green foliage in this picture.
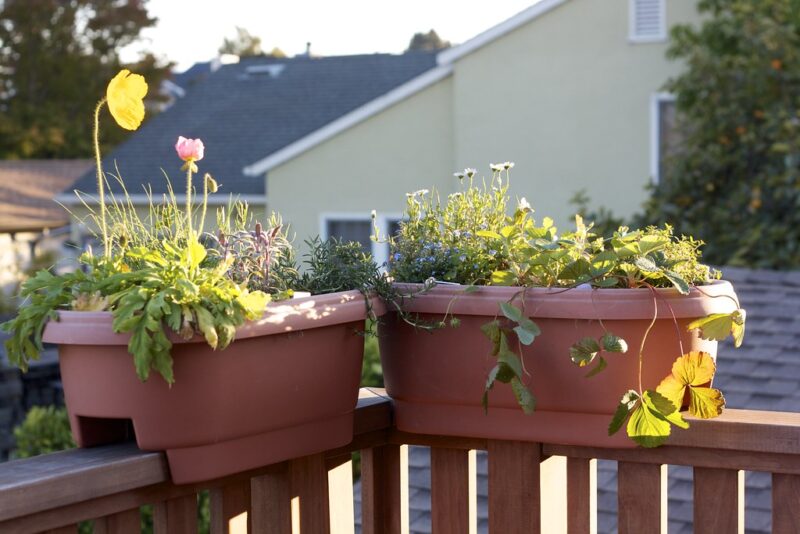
[0,0,172,158]
[406,29,451,52]
[638,0,800,268]
[12,406,75,459]
[569,189,625,239]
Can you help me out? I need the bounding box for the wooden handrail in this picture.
[3,389,800,533]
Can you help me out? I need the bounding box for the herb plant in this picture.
[387,165,747,446]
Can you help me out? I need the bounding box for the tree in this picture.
[0,0,172,159]
[638,0,800,269]
[219,27,263,57]
[406,29,450,52]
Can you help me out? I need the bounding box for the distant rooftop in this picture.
[0,160,92,233]
[69,52,438,199]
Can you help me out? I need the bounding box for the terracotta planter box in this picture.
[43,290,375,483]
[379,281,738,448]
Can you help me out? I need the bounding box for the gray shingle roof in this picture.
[70,52,437,197]
[355,267,800,533]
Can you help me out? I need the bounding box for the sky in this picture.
[122,0,538,71]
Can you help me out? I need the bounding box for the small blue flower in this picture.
[459,255,467,262]
[393,253,402,261]
[488,249,497,256]
[473,263,479,269]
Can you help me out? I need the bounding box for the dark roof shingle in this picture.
[71,52,437,197]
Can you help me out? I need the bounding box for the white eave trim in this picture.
[243,64,453,177]
[55,193,266,206]
[436,0,569,66]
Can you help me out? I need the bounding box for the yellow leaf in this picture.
[671,351,716,387]
[689,387,726,419]
[655,375,685,410]
[656,351,725,419]
[106,69,148,130]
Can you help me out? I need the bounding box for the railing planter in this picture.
[379,281,738,447]
[42,290,376,484]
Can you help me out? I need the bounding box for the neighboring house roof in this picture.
[243,0,568,176]
[354,267,800,534]
[0,160,93,233]
[65,52,437,201]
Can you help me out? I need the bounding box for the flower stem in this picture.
[186,164,193,239]
[198,175,209,236]
[93,98,109,257]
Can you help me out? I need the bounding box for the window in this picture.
[321,213,402,267]
[629,0,666,43]
[650,93,679,184]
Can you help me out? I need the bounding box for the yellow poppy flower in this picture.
[106,69,148,131]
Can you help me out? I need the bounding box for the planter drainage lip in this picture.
[392,280,738,320]
[43,289,384,346]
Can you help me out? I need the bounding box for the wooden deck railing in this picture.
[2,387,800,533]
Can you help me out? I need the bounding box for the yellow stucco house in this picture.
[244,0,698,265]
[64,0,697,265]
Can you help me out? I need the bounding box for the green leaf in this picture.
[500,225,517,239]
[499,302,524,322]
[626,392,672,448]
[591,250,617,276]
[663,270,690,295]
[194,306,219,349]
[609,390,639,436]
[490,270,516,285]
[497,334,524,378]
[183,239,207,269]
[513,318,540,345]
[600,332,628,353]
[569,337,601,367]
[477,230,502,239]
[687,310,746,347]
[481,320,502,355]
[638,234,669,256]
[648,389,689,429]
[558,258,592,281]
[510,376,536,414]
[585,356,608,378]
[463,285,481,293]
[634,256,658,272]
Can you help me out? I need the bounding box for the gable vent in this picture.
[629,0,666,42]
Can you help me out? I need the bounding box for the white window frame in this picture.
[650,92,677,184]
[629,0,667,43]
[319,212,402,267]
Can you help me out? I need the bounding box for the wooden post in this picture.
[566,457,596,534]
[430,447,476,534]
[488,440,541,534]
[617,462,666,534]
[251,463,292,534]
[360,444,408,534]
[211,480,252,533]
[773,473,800,534]
[326,453,355,534]
[94,508,141,534]
[154,494,198,534]
[290,453,330,534]
[694,467,742,533]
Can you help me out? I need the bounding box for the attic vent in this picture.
[244,64,285,78]
[629,0,666,42]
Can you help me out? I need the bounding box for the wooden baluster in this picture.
[326,453,355,534]
[566,457,596,534]
[488,440,541,534]
[94,508,141,534]
[773,473,800,534]
[251,463,292,534]
[154,494,198,534]
[211,480,252,533]
[289,453,330,534]
[694,467,742,533]
[42,527,78,534]
[430,447,476,534]
[360,444,408,534]
[617,462,667,534]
